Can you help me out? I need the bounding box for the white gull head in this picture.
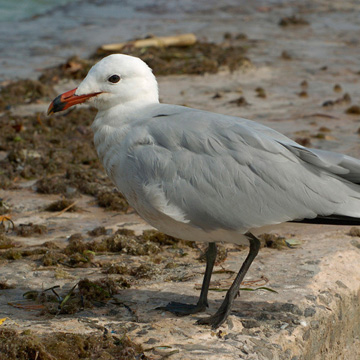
[75,54,159,111]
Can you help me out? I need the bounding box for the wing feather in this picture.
[122,106,360,232]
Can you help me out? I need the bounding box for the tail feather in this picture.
[293,214,360,226]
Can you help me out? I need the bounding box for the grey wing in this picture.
[126,107,360,232]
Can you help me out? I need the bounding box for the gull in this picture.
[48,54,360,328]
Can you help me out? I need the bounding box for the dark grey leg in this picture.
[158,242,217,315]
[197,233,261,328]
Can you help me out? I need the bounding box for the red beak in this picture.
[47,88,102,115]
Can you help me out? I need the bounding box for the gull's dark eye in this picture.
[108,74,121,83]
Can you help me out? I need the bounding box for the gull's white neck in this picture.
[91,98,159,181]
[93,94,159,127]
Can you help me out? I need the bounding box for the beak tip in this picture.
[47,104,54,116]
[47,87,99,116]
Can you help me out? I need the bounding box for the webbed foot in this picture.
[196,308,229,328]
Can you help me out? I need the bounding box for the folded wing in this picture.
[124,106,360,232]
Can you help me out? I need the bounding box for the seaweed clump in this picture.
[259,233,288,249]
[0,281,15,289]
[141,229,179,245]
[229,96,250,107]
[0,79,56,110]
[40,229,171,268]
[103,263,130,275]
[348,227,360,237]
[62,234,95,268]
[77,277,120,302]
[88,226,107,237]
[96,189,129,212]
[119,42,250,76]
[16,223,48,237]
[0,233,16,249]
[36,171,129,212]
[130,263,159,279]
[0,328,147,360]
[90,230,161,256]
[279,15,309,27]
[42,250,67,267]
[44,199,78,212]
[0,199,12,215]
[23,278,127,315]
[39,39,251,86]
[1,249,22,260]
[346,105,360,115]
[0,107,107,196]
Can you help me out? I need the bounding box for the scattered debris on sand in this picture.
[345,105,360,115]
[322,93,351,107]
[281,50,293,60]
[229,96,250,106]
[279,15,309,27]
[255,87,267,98]
[37,36,251,84]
